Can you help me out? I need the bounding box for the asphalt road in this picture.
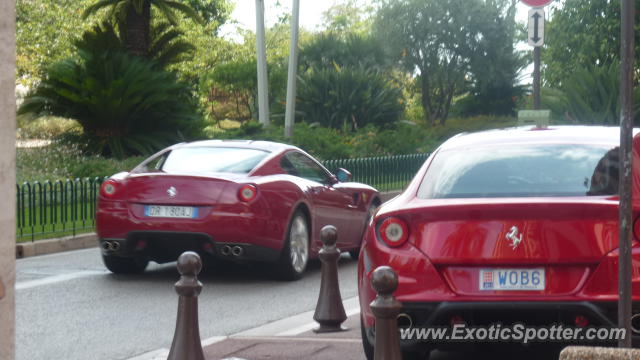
[15,248,359,360]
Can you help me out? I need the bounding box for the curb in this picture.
[560,346,640,360]
[16,233,97,259]
[14,190,403,260]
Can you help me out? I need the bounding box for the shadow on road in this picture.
[101,253,357,286]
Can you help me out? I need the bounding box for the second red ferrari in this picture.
[97,140,380,279]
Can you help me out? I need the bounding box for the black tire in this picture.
[349,201,380,260]
[360,316,374,360]
[102,254,148,274]
[276,211,310,281]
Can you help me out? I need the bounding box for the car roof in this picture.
[176,139,297,153]
[439,125,637,151]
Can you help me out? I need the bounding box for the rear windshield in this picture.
[138,147,270,174]
[417,144,619,198]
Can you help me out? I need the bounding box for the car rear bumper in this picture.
[97,199,286,262]
[362,300,640,351]
[99,231,280,264]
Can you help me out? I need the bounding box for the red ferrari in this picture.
[358,126,640,358]
[96,140,380,279]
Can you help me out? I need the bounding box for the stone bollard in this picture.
[167,251,205,360]
[370,266,402,360]
[313,225,348,333]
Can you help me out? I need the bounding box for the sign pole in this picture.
[618,0,635,348]
[533,46,541,110]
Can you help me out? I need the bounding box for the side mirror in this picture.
[335,168,352,182]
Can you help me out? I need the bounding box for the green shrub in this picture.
[18,26,203,159]
[67,156,145,178]
[208,121,436,160]
[297,67,404,131]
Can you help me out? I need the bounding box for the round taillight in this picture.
[238,184,258,202]
[100,180,119,197]
[378,217,409,247]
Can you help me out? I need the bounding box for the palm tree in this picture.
[82,0,202,57]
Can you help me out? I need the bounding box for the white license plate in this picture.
[144,205,197,219]
[479,268,545,291]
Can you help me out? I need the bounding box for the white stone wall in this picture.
[0,0,16,358]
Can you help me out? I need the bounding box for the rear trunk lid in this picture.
[118,172,246,205]
[402,197,619,296]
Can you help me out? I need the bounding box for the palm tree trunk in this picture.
[126,0,151,57]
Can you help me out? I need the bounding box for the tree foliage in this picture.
[17,0,94,85]
[321,0,375,35]
[299,33,391,72]
[18,26,202,159]
[82,0,203,57]
[544,0,640,87]
[374,0,523,124]
[182,0,232,26]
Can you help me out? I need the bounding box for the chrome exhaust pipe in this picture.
[111,241,120,251]
[231,246,243,257]
[220,245,231,256]
[631,313,640,333]
[397,313,413,329]
[101,241,112,251]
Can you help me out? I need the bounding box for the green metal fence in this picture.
[16,177,107,241]
[16,153,429,241]
[323,153,429,192]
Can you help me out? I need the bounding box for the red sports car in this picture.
[358,126,640,358]
[97,140,380,279]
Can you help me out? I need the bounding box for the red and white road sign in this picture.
[520,0,552,7]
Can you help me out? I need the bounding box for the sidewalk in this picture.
[129,297,365,360]
[202,314,364,360]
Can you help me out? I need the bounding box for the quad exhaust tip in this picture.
[220,245,231,256]
[631,313,640,334]
[101,241,120,251]
[231,246,244,257]
[397,313,413,329]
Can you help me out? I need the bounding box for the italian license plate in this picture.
[144,205,197,219]
[479,268,545,291]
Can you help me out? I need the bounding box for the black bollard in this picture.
[370,266,402,360]
[313,225,348,333]
[167,251,205,360]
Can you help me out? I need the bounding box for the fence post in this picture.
[167,251,205,360]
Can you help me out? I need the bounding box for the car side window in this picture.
[283,152,330,183]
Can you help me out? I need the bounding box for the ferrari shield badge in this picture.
[506,226,523,250]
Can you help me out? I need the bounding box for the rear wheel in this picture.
[102,255,148,274]
[276,212,309,280]
[349,201,380,259]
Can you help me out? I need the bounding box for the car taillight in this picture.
[238,184,258,202]
[378,217,409,247]
[100,180,120,198]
